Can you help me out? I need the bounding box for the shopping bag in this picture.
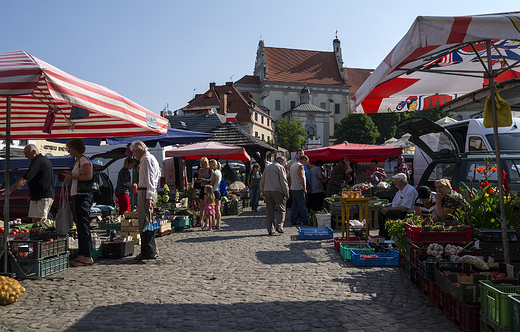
[484,86,512,128]
[56,184,74,236]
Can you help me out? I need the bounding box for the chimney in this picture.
[219,93,228,114]
[226,82,233,87]
[209,82,216,89]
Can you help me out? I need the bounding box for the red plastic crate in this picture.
[445,294,480,332]
[409,241,428,267]
[405,223,471,243]
[420,274,437,303]
[334,236,362,252]
[435,282,448,314]
[399,252,406,272]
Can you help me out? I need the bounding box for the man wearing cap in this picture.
[378,173,417,238]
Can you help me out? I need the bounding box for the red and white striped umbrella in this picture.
[0,50,168,139]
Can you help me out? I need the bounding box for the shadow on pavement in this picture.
[63,298,451,332]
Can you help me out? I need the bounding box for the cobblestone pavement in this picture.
[0,203,458,332]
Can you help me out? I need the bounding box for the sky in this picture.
[1,1,519,115]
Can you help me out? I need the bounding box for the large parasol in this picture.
[351,13,520,263]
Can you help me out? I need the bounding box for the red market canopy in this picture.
[0,50,169,139]
[165,141,251,161]
[351,13,520,114]
[304,141,403,163]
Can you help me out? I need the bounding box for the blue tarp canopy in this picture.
[50,128,214,147]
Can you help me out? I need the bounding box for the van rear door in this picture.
[397,117,460,161]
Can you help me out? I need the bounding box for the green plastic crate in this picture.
[16,254,69,277]
[480,280,520,329]
[509,294,520,332]
[98,222,121,231]
[339,242,373,260]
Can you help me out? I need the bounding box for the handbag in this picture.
[77,157,100,193]
[56,184,74,235]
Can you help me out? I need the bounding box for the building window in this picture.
[261,115,264,124]
[335,103,340,114]
[320,102,326,109]
[262,134,265,141]
[267,136,270,142]
[275,100,281,111]
[255,113,258,121]
[19,140,28,146]
[307,127,315,137]
[255,131,258,138]
[267,119,270,127]
[290,101,296,109]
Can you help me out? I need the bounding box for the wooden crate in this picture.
[121,218,139,227]
[120,231,141,245]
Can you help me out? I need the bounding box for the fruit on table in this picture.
[0,276,25,305]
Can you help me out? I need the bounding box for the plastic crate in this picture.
[101,241,134,259]
[350,250,399,266]
[480,242,520,262]
[9,235,68,260]
[15,254,69,277]
[298,227,333,240]
[71,248,103,261]
[339,243,373,260]
[172,216,189,231]
[409,241,428,267]
[334,236,362,252]
[405,223,471,243]
[480,313,510,332]
[226,206,243,215]
[420,274,437,303]
[435,282,448,314]
[435,264,484,305]
[98,222,121,231]
[473,228,519,243]
[445,294,480,332]
[479,280,520,329]
[399,252,406,272]
[509,294,520,332]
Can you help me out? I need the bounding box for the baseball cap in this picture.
[392,173,407,181]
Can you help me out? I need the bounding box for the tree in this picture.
[334,113,379,144]
[274,118,306,152]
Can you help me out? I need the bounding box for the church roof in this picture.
[292,103,330,112]
[263,47,345,85]
[346,68,373,94]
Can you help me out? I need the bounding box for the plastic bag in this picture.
[461,255,489,270]
[484,86,512,128]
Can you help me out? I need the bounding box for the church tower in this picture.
[333,33,347,83]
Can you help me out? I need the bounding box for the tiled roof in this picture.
[180,83,271,123]
[346,68,373,94]
[291,103,330,112]
[166,113,226,133]
[206,122,275,151]
[235,75,260,85]
[264,47,346,85]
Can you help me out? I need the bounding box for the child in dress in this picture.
[201,185,216,230]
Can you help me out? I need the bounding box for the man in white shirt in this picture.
[289,155,309,226]
[378,173,418,238]
[131,140,161,260]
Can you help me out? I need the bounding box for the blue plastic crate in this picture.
[298,227,333,240]
[350,250,400,266]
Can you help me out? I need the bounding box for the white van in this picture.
[406,117,520,184]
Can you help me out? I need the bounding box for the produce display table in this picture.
[341,197,370,238]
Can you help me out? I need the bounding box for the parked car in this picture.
[0,148,127,223]
[397,117,520,194]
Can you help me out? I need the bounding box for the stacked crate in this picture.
[120,218,141,245]
[9,232,69,277]
[401,223,482,331]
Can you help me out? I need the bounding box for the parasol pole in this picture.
[485,41,509,264]
[2,96,11,272]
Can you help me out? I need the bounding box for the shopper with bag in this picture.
[61,138,95,266]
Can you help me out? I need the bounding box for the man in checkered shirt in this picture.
[393,155,410,181]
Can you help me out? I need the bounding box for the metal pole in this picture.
[486,41,510,264]
[3,96,11,272]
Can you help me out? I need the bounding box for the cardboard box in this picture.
[121,219,139,227]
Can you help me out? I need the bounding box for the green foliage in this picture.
[274,118,306,152]
[451,162,520,228]
[334,113,379,144]
[385,214,421,253]
[156,184,170,209]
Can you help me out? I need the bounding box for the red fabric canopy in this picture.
[304,141,403,163]
[165,141,251,161]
